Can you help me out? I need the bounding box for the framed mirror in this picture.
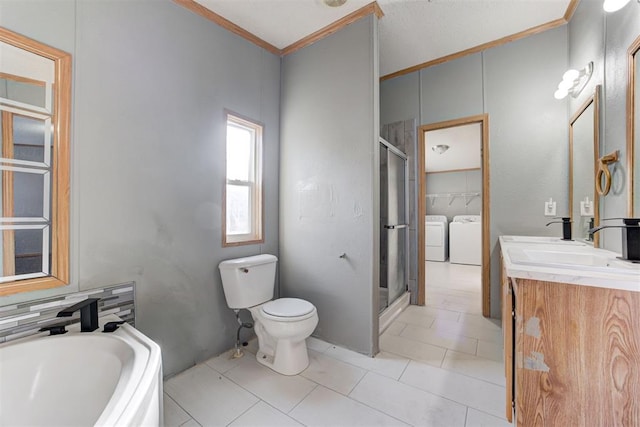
[0,27,71,296]
[569,86,600,245]
[628,35,640,217]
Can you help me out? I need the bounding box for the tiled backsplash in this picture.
[0,282,135,343]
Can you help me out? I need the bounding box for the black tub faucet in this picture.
[57,298,100,332]
[546,217,572,241]
[588,218,640,262]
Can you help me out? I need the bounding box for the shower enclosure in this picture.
[379,138,408,314]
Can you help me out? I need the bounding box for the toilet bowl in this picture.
[218,255,319,376]
[249,298,318,375]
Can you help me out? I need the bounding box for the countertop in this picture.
[499,236,640,292]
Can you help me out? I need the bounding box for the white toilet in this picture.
[218,254,318,375]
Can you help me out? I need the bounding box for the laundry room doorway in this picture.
[417,115,490,317]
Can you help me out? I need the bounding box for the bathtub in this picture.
[0,315,162,426]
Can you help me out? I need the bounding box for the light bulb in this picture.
[562,69,580,81]
[558,80,574,91]
[554,88,568,100]
[603,0,631,12]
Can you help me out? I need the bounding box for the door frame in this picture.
[417,114,491,317]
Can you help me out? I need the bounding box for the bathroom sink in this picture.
[501,235,587,245]
[507,246,639,275]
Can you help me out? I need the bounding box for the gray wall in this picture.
[280,16,379,355]
[425,170,482,220]
[381,26,569,318]
[0,0,281,377]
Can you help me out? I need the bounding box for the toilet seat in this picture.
[260,298,316,322]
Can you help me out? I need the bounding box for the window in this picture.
[223,112,263,246]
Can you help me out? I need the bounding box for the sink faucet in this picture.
[588,218,640,262]
[57,298,100,332]
[546,217,572,241]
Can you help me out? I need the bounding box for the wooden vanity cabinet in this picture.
[501,258,640,426]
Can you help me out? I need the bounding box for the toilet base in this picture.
[255,338,310,376]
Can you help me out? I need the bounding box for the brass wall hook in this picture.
[596,150,619,196]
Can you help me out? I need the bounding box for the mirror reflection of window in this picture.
[0,31,67,290]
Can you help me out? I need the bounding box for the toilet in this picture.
[218,254,318,375]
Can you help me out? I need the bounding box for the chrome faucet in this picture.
[588,218,640,262]
[546,217,572,241]
[56,298,100,332]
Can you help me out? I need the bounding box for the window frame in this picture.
[0,27,71,296]
[223,111,264,247]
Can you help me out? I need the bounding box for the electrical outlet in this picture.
[544,200,556,216]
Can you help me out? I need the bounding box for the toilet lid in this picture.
[261,298,314,318]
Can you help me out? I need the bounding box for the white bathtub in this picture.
[0,315,162,426]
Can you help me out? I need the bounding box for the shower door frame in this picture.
[379,137,409,313]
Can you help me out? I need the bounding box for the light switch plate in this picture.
[580,201,594,216]
[544,201,557,216]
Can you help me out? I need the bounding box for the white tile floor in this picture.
[163,261,511,427]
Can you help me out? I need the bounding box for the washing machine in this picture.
[449,215,481,265]
[425,215,448,262]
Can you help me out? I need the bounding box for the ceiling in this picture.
[193,0,573,77]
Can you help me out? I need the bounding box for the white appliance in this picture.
[425,215,448,262]
[449,215,482,265]
[219,254,318,375]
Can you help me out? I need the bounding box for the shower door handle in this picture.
[384,224,407,229]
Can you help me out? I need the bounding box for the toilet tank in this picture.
[218,254,277,309]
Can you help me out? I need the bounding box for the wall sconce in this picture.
[603,0,637,12]
[324,0,347,6]
[554,62,594,100]
[432,144,450,154]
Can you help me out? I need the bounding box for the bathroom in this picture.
[0,0,638,425]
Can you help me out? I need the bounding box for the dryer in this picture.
[425,215,448,262]
[449,215,481,265]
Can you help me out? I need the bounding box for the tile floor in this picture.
[163,261,511,426]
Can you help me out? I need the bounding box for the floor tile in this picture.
[476,340,503,362]
[350,372,468,426]
[180,419,201,427]
[458,313,502,331]
[430,318,503,344]
[399,361,505,418]
[465,407,513,427]
[384,320,408,336]
[204,349,247,374]
[300,350,367,395]
[324,345,410,380]
[396,306,436,328]
[380,332,447,367]
[224,356,317,413]
[400,323,478,355]
[307,336,332,353]
[163,393,192,427]
[164,364,258,426]
[442,350,505,386]
[228,402,303,427]
[290,385,408,427]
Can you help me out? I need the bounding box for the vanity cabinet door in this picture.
[515,280,640,426]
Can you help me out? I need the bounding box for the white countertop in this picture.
[500,236,640,293]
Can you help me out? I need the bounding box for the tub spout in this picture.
[57,298,100,332]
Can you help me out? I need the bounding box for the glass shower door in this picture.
[379,140,408,313]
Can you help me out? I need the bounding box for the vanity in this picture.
[500,236,640,425]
